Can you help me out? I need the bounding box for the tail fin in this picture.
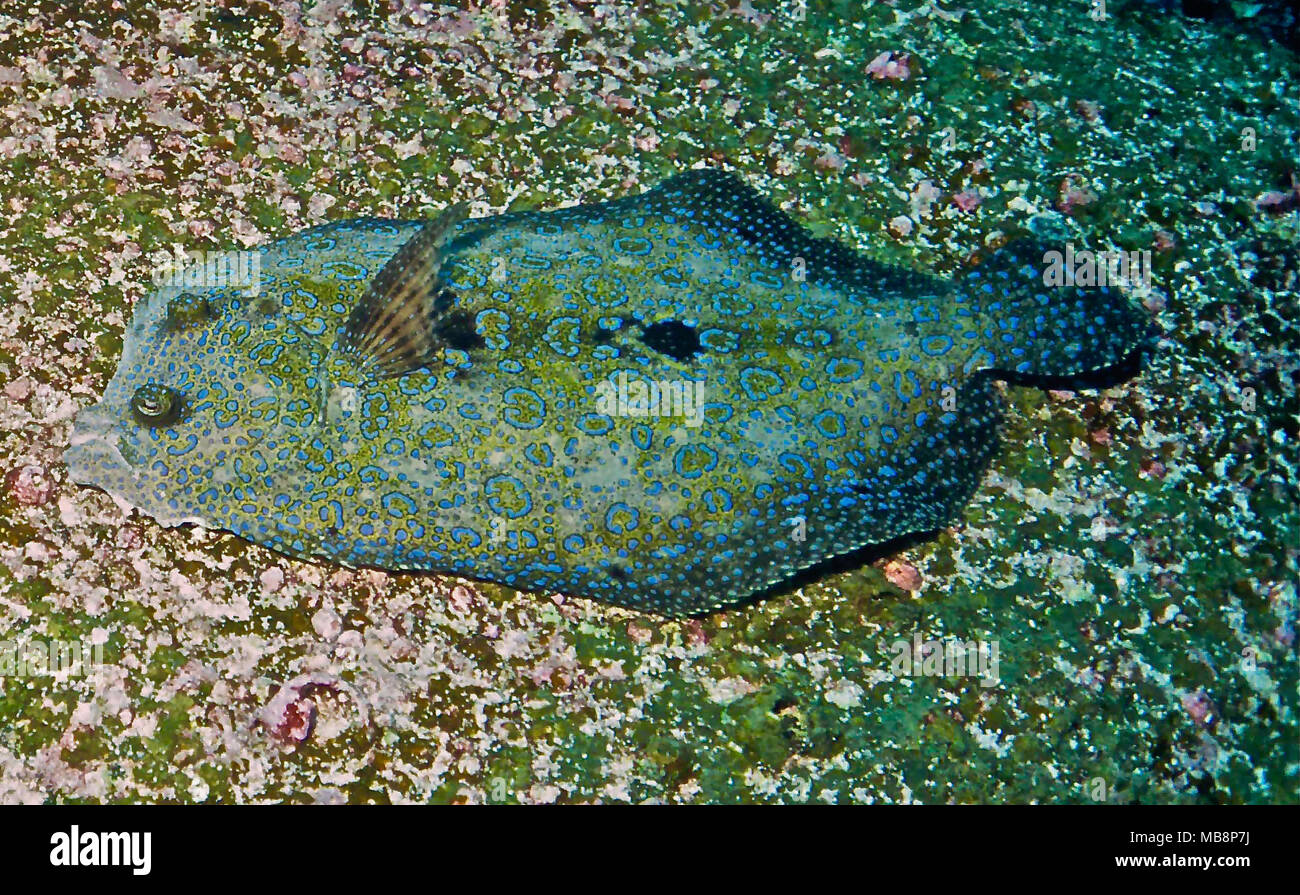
[960,240,1156,378]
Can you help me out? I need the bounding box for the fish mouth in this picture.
[64,404,127,484]
[63,404,205,528]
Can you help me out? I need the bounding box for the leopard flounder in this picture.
[64,170,1151,615]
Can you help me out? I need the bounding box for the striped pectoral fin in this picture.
[337,202,470,378]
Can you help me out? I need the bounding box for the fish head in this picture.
[64,285,302,526]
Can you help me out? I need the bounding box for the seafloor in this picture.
[0,1,1295,803]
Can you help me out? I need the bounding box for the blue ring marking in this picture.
[501,386,546,430]
[604,502,640,534]
[382,492,417,518]
[673,443,719,479]
[484,474,533,519]
[813,410,847,438]
[778,452,812,477]
[451,527,482,547]
[921,335,954,356]
[826,357,863,383]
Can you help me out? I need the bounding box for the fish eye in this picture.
[165,292,211,328]
[130,383,184,426]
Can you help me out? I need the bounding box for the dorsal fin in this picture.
[338,202,469,378]
[647,170,807,256]
[627,169,926,295]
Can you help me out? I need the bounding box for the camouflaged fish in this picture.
[64,170,1151,615]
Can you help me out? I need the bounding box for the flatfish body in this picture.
[64,171,1151,615]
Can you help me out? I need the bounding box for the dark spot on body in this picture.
[432,288,455,316]
[608,564,627,579]
[640,319,701,362]
[434,308,485,352]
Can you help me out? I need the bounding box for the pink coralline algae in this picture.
[683,619,709,648]
[4,377,33,402]
[951,189,980,212]
[1255,187,1299,215]
[815,151,847,172]
[259,566,285,594]
[7,464,55,506]
[259,673,367,745]
[866,51,912,81]
[626,621,653,644]
[271,697,317,745]
[1057,175,1098,214]
[909,179,942,218]
[603,93,636,114]
[883,559,923,592]
[1273,621,1295,648]
[1074,99,1102,122]
[1181,690,1216,728]
[1140,458,1167,480]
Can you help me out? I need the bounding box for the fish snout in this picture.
[68,403,120,444]
[64,402,136,485]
